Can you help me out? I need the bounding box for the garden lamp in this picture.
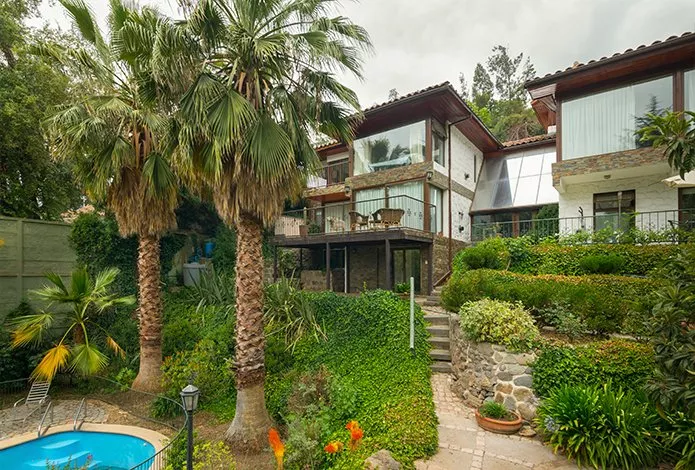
[180,384,200,470]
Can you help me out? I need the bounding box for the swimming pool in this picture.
[0,430,155,469]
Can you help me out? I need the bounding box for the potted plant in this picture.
[475,401,523,434]
[308,223,321,234]
[394,282,410,298]
[299,224,309,237]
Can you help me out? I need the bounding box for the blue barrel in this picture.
[204,241,215,258]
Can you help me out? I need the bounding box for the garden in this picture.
[441,236,695,469]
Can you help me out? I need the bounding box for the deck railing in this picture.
[275,194,437,237]
[471,209,695,243]
[307,160,349,188]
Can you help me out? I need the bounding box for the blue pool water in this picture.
[0,431,155,469]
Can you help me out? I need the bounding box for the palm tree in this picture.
[39,0,181,391]
[10,267,135,381]
[164,0,371,451]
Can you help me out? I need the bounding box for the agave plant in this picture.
[10,267,135,381]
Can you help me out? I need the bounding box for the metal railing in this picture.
[37,401,53,437]
[307,160,349,188]
[275,194,438,237]
[73,397,86,430]
[471,209,695,243]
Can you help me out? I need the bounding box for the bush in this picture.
[532,339,654,398]
[211,224,236,275]
[537,385,661,469]
[445,269,660,333]
[459,299,538,350]
[578,254,625,274]
[661,411,695,470]
[453,237,510,273]
[440,272,467,312]
[536,302,587,338]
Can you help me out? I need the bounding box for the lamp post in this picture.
[180,384,200,470]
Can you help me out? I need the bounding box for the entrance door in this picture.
[392,248,421,294]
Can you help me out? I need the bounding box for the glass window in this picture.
[685,70,695,112]
[429,186,444,233]
[433,133,446,167]
[562,76,673,160]
[388,181,424,230]
[471,146,558,212]
[353,121,426,175]
[593,190,636,232]
[679,187,695,228]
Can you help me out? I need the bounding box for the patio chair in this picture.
[374,208,405,228]
[12,380,51,422]
[327,217,347,233]
[349,211,370,231]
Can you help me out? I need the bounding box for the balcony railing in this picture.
[307,160,349,189]
[275,195,437,237]
[472,209,695,243]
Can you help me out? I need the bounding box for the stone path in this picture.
[415,374,576,470]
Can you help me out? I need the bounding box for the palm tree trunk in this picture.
[132,233,163,392]
[225,212,272,452]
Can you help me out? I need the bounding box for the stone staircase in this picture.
[425,312,452,373]
[422,285,443,307]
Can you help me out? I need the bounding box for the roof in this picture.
[502,133,556,148]
[527,31,694,87]
[362,82,452,113]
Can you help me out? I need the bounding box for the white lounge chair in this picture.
[13,380,51,422]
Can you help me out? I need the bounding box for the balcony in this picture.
[274,195,437,243]
[307,160,349,189]
[472,209,695,243]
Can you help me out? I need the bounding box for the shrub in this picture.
[453,237,510,273]
[446,269,660,333]
[211,224,236,275]
[578,254,625,274]
[532,339,654,398]
[661,411,695,470]
[536,302,587,338]
[440,272,468,312]
[537,385,661,469]
[459,299,538,350]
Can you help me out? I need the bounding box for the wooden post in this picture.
[325,242,331,291]
[385,239,392,291]
[345,247,350,293]
[427,244,434,296]
[17,219,23,304]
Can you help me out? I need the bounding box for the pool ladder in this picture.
[73,398,86,430]
[37,402,53,437]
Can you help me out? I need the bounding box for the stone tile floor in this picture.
[415,374,577,470]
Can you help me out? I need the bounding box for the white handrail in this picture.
[73,398,86,430]
[37,402,53,437]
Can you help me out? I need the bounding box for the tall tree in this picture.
[41,0,180,391]
[0,0,82,219]
[166,0,371,452]
[457,72,469,102]
[487,45,535,102]
[471,63,493,109]
[388,88,399,101]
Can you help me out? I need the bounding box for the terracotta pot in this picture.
[299,225,309,237]
[475,408,523,434]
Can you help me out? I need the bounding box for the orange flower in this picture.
[324,441,343,454]
[268,428,285,469]
[345,420,364,450]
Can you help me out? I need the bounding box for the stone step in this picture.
[429,349,452,361]
[426,295,441,302]
[423,300,441,307]
[428,336,450,350]
[424,314,448,326]
[426,325,449,338]
[430,362,452,373]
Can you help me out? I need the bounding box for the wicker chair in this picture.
[373,208,405,228]
[349,211,370,231]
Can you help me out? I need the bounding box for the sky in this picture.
[33,0,695,107]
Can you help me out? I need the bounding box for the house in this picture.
[273,83,499,295]
[273,31,695,294]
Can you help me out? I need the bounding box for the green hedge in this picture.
[442,269,661,333]
[532,339,655,398]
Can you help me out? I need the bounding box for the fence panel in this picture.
[0,216,75,321]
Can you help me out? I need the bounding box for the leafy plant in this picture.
[264,277,326,352]
[478,401,509,420]
[454,237,510,272]
[114,367,136,391]
[578,254,625,274]
[187,266,235,320]
[536,302,587,338]
[9,267,135,380]
[394,282,410,294]
[537,385,662,469]
[458,299,538,350]
[661,411,695,470]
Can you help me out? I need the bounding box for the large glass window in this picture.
[471,146,558,212]
[685,70,695,112]
[562,76,673,160]
[433,132,446,167]
[429,186,443,233]
[593,190,635,232]
[353,121,426,175]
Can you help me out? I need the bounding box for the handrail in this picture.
[73,397,86,430]
[434,270,451,288]
[37,401,53,437]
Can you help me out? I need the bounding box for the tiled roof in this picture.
[529,31,694,84]
[503,133,556,148]
[314,140,341,152]
[363,82,451,112]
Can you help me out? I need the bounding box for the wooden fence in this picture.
[0,216,75,321]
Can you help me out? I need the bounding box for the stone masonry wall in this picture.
[449,315,539,421]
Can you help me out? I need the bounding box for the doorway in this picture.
[392,248,421,294]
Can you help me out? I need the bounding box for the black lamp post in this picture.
[180,384,200,470]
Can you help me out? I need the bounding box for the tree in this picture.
[388,88,399,100]
[487,45,535,102]
[40,0,181,391]
[9,267,135,380]
[458,72,469,102]
[638,111,695,177]
[0,0,82,219]
[471,63,493,109]
[167,0,371,452]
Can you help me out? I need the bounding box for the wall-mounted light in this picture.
[464,173,470,180]
[603,174,611,180]
[344,185,351,196]
[426,170,433,181]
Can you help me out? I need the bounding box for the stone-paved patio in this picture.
[415,374,577,470]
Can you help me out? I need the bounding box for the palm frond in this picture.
[105,336,126,359]
[70,343,109,376]
[32,343,71,381]
[9,312,55,347]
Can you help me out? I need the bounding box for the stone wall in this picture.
[449,315,539,421]
[300,270,325,291]
[433,235,468,283]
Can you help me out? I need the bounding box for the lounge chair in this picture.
[12,380,51,422]
[373,208,405,228]
[349,211,370,231]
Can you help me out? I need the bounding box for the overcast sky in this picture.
[33,0,695,107]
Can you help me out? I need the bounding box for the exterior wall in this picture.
[558,172,679,232]
[433,235,468,282]
[326,151,349,163]
[450,127,480,193]
[348,245,385,292]
[450,191,473,242]
[346,161,430,191]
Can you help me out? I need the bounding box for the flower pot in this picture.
[475,408,523,434]
[299,225,309,237]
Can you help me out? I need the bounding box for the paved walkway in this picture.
[416,374,576,470]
